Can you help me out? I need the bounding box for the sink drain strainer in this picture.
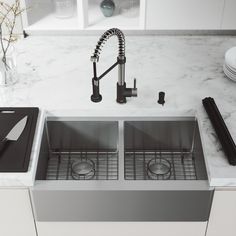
[71,159,95,180]
[147,158,171,180]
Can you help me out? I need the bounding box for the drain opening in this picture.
[147,158,171,180]
[71,159,95,180]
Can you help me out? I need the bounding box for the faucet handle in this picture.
[132,78,137,97]
[133,78,136,89]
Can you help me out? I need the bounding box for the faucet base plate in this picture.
[91,94,102,103]
[116,98,127,104]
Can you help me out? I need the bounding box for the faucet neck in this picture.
[91,28,125,63]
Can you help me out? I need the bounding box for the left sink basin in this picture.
[36,119,119,180]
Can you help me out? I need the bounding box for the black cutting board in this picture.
[0,107,39,172]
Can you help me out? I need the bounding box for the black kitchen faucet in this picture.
[90,28,137,103]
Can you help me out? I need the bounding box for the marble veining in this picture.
[1,35,236,186]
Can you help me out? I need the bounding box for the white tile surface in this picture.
[1,35,236,187]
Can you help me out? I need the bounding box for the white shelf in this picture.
[86,7,140,30]
[25,13,79,31]
[86,1,141,30]
[21,0,145,34]
[21,0,233,34]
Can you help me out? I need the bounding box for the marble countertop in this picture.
[1,34,236,187]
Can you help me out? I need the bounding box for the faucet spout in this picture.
[90,28,137,104]
[91,28,125,63]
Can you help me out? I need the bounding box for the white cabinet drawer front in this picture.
[37,222,207,236]
[207,190,236,236]
[222,0,236,29]
[0,189,36,236]
[146,0,224,30]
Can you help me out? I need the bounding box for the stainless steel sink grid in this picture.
[46,150,118,180]
[36,120,119,180]
[125,151,197,180]
[124,120,207,180]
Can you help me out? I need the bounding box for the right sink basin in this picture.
[124,118,208,181]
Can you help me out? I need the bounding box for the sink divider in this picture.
[118,120,125,181]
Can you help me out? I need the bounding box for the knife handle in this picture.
[0,138,9,156]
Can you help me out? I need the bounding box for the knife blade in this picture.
[0,116,28,155]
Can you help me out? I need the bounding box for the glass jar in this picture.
[0,45,17,86]
[53,0,75,19]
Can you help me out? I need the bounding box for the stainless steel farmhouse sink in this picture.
[31,116,213,222]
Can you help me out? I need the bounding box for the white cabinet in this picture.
[86,0,145,30]
[20,0,86,33]
[221,0,236,29]
[145,0,224,30]
[20,0,230,34]
[207,188,236,236]
[36,222,207,236]
[20,0,145,34]
[20,0,236,34]
[0,189,36,236]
